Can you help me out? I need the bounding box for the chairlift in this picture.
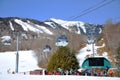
[3,40,11,46]
[1,36,11,46]
[55,34,68,46]
[43,45,51,53]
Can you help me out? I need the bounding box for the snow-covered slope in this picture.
[45,18,86,34]
[0,17,53,36]
[0,43,107,74]
[0,50,40,74]
[0,49,119,79]
[0,17,103,37]
[0,75,120,80]
[45,18,103,35]
[14,19,53,35]
[76,43,108,67]
[0,17,103,52]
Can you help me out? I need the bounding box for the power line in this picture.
[61,0,114,25]
[69,0,114,21]
[66,0,106,20]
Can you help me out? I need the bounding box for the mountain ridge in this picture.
[0,17,103,52]
[0,17,103,35]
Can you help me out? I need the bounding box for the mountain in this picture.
[1,17,120,74]
[45,18,103,36]
[0,17,103,36]
[0,17,103,52]
[0,17,53,35]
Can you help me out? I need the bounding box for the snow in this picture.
[55,41,68,47]
[1,36,11,45]
[77,22,86,33]
[21,33,28,39]
[0,42,108,74]
[15,19,42,32]
[44,22,56,29]
[43,48,50,53]
[47,18,86,34]
[0,45,120,79]
[77,44,93,66]
[1,36,11,41]
[0,75,119,80]
[35,24,53,35]
[0,50,40,74]
[99,28,102,33]
[14,19,53,35]
[9,21,14,31]
[76,43,108,67]
[102,52,108,58]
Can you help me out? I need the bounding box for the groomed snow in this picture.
[0,75,119,80]
[14,19,53,35]
[0,50,40,74]
[0,43,120,80]
[35,24,53,35]
[77,43,108,67]
[14,19,40,32]
[9,21,14,31]
[0,42,109,74]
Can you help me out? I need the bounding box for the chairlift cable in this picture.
[62,0,114,25]
[66,0,106,20]
[55,0,114,47]
[70,0,114,21]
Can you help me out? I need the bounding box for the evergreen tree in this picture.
[46,46,79,72]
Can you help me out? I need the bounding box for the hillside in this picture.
[0,17,103,52]
[0,17,120,76]
[102,22,120,71]
[0,17,120,67]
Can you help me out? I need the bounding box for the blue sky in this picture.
[0,0,120,24]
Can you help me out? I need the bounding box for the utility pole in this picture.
[16,32,19,73]
[92,41,95,57]
[90,31,95,57]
